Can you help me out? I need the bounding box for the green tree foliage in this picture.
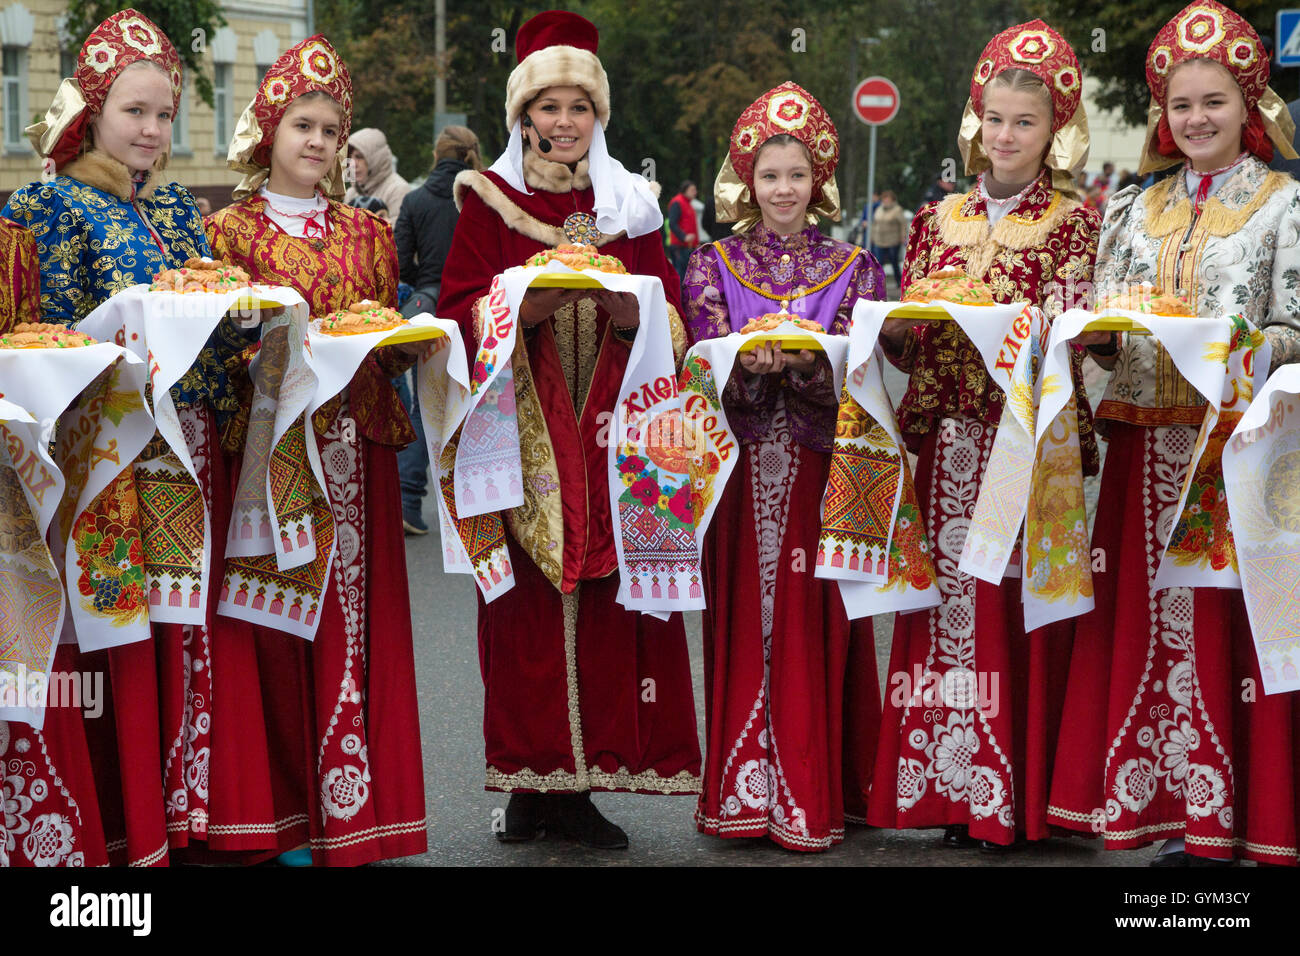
[316,0,527,179]
[321,0,1128,212]
[338,8,442,179]
[64,0,227,107]
[1038,0,1298,125]
[794,0,1031,213]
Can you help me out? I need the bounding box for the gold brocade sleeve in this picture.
[1,217,41,330]
[667,304,688,369]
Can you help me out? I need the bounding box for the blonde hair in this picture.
[434,125,482,170]
[290,89,345,122]
[985,68,1054,124]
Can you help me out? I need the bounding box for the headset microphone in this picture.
[522,114,552,153]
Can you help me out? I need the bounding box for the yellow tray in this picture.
[528,273,607,289]
[886,303,978,321]
[1083,315,1164,334]
[227,293,290,312]
[314,324,446,345]
[738,332,823,353]
[376,324,446,346]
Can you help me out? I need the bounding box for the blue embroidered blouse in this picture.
[2,161,252,419]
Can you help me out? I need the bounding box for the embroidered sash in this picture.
[444,264,704,613]
[1224,362,1300,694]
[816,300,941,617]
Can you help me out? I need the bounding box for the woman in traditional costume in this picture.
[681,82,884,851]
[205,35,427,865]
[438,9,701,848]
[3,9,245,866]
[1048,0,1300,866]
[869,20,1101,849]
[0,217,109,868]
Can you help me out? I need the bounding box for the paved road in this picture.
[381,359,1158,866]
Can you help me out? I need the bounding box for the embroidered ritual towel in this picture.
[816,299,941,618]
[438,273,524,600]
[77,285,307,626]
[218,294,339,640]
[677,322,848,539]
[444,263,703,614]
[0,342,153,652]
[1025,307,1098,630]
[1224,362,1300,694]
[929,301,1040,584]
[1151,314,1270,590]
[222,297,316,568]
[1047,309,1263,592]
[0,398,66,729]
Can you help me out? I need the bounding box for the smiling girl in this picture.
[438,11,700,850]
[1048,0,1300,867]
[2,9,249,868]
[869,21,1101,851]
[205,36,427,866]
[682,82,885,852]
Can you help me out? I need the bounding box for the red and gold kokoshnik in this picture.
[77,9,182,115]
[1145,0,1268,107]
[249,35,354,167]
[728,81,839,204]
[970,19,1081,131]
[43,8,183,167]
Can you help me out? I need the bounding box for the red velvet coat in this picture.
[438,167,685,590]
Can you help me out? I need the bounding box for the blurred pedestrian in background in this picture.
[345,127,411,225]
[667,179,699,280]
[870,188,908,292]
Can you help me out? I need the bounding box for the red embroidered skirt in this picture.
[1048,422,1300,864]
[1,644,109,868]
[866,417,1074,844]
[695,420,880,852]
[249,416,428,865]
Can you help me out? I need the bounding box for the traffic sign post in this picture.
[853,77,900,125]
[1278,9,1300,68]
[852,77,900,251]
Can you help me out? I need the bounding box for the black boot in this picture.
[942,825,979,849]
[496,792,547,843]
[550,793,629,849]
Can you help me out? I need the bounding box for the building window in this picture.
[254,27,280,87]
[213,62,231,154]
[2,45,26,153]
[172,79,191,155]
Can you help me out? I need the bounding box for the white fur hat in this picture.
[505,11,610,131]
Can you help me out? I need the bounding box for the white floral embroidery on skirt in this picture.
[894,417,1013,830]
[316,401,373,824]
[717,397,806,835]
[1099,425,1233,834]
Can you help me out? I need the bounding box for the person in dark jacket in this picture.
[395,125,482,293]
[392,125,483,534]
